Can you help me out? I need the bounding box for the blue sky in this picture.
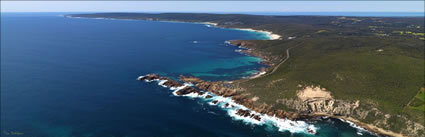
[1,1,424,12]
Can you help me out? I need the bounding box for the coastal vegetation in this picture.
[234,36,424,136]
[68,13,425,137]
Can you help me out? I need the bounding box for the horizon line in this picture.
[2,11,424,13]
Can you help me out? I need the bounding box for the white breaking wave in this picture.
[180,91,203,98]
[339,118,372,135]
[170,83,193,96]
[157,80,168,88]
[144,79,154,82]
[208,95,317,134]
[137,76,145,80]
[263,115,316,133]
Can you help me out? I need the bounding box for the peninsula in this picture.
[67,13,425,137]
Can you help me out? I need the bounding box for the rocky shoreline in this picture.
[138,74,317,135]
[138,73,407,137]
[138,74,269,120]
[227,40,276,67]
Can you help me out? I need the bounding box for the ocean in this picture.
[1,13,380,137]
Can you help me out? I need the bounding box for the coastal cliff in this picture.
[139,73,424,137]
[279,88,424,137]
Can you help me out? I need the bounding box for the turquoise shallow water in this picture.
[1,13,379,137]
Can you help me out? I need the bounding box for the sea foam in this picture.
[339,118,371,135]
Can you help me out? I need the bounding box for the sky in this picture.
[1,1,424,13]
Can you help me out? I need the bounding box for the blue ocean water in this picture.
[2,13,378,137]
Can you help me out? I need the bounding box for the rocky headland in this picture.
[138,73,417,137]
[138,74,317,134]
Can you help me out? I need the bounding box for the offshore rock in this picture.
[235,109,262,121]
[138,74,183,88]
[211,100,219,104]
[236,109,251,117]
[162,78,183,88]
[138,73,160,81]
[175,87,204,96]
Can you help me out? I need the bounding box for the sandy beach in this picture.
[197,22,281,40]
[235,28,281,40]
